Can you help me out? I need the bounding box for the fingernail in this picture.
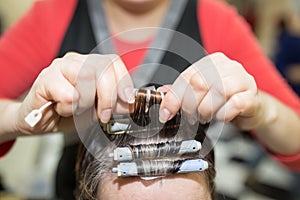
[159,108,171,123]
[124,87,135,104]
[101,109,112,123]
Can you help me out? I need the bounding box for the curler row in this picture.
[101,88,166,134]
[131,88,165,127]
[112,159,209,177]
[105,87,209,177]
[112,139,202,162]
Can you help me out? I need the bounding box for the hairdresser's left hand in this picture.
[159,52,263,130]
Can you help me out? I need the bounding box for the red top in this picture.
[0,0,299,171]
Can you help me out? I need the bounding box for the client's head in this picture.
[76,89,216,200]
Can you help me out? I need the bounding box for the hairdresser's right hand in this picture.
[16,52,134,135]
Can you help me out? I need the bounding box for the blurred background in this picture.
[0,1,64,200]
[0,0,299,199]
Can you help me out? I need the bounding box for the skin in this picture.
[158,53,300,155]
[0,0,300,157]
[0,53,135,141]
[103,0,170,42]
[97,173,211,200]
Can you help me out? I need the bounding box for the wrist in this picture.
[249,91,300,155]
[232,91,277,131]
[10,102,23,134]
[254,91,278,130]
[0,101,23,143]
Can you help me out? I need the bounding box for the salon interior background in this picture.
[0,0,299,200]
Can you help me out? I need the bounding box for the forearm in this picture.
[0,100,77,144]
[0,100,22,143]
[253,91,300,156]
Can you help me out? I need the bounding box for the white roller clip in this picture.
[25,101,53,127]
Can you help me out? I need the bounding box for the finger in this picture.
[221,73,256,98]
[197,86,226,124]
[196,77,252,123]
[182,72,209,124]
[63,52,85,62]
[215,91,256,122]
[59,54,94,115]
[37,66,79,117]
[159,65,198,123]
[109,55,135,104]
[61,52,87,85]
[114,100,134,114]
[198,74,257,123]
[96,63,117,123]
[39,109,60,130]
[182,56,222,123]
[74,56,98,115]
[159,79,187,123]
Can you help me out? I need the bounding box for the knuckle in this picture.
[230,94,245,110]
[38,67,50,79]
[37,65,56,83]
[90,54,113,65]
[210,52,227,60]
[85,54,97,65]
[213,52,225,57]
[247,74,257,86]
[207,52,230,67]
[190,73,208,92]
[230,60,243,70]
[247,74,258,92]
[51,58,63,66]
[107,54,120,61]
[64,52,79,58]
[57,88,74,103]
[98,57,114,72]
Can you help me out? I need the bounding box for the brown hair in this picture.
[75,89,216,199]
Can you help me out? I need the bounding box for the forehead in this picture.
[97,173,211,200]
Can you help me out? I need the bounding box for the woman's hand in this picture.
[159,52,262,131]
[161,52,300,156]
[15,52,134,135]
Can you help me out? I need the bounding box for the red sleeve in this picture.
[198,0,300,171]
[0,141,15,158]
[0,0,77,99]
[0,0,77,156]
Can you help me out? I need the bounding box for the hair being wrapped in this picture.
[76,88,216,200]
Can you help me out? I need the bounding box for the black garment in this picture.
[56,0,204,199]
[55,144,79,200]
